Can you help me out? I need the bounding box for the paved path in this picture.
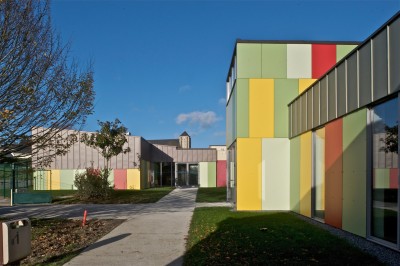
[0,188,231,266]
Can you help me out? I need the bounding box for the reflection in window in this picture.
[313,128,325,220]
[371,97,398,244]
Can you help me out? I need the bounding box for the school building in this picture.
[226,12,400,250]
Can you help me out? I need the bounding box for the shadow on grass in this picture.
[184,208,382,265]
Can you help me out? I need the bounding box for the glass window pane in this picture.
[371,97,398,244]
[314,128,325,220]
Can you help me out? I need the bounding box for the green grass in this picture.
[55,187,174,204]
[196,187,226,203]
[184,208,383,265]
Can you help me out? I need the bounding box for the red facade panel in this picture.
[325,118,343,229]
[216,160,227,187]
[114,169,127,190]
[312,44,336,79]
[390,168,399,189]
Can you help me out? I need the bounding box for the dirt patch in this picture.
[20,218,124,265]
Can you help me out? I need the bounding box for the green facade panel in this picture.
[236,79,249,137]
[262,44,287,78]
[290,136,301,213]
[374,169,390,188]
[274,79,298,137]
[342,108,367,237]
[336,45,357,62]
[60,170,75,190]
[207,162,217,187]
[237,43,262,78]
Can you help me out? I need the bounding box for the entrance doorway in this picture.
[175,163,199,187]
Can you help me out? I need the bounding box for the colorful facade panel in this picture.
[236,79,249,138]
[342,109,367,237]
[274,79,298,138]
[207,162,217,188]
[262,138,290,210]
[300,132,312,217]
[127,169,140,190]
[237,138,262,211]
[312,44,336,79]
[114,169,127,190]
[261,43,287,78]
[290,136,301,213]
[298,79,316,94]
[237,43,262,78]
[325,118,343,229]
[287,44,312,78]
[216,161,226,187]
[249,79,274,138]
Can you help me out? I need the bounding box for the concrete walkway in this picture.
[64,187,198,266]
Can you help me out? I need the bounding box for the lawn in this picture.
[184,207,382,265]
[54,187,174,204]
[196,187,226,203]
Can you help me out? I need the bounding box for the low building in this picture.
[32,128,226,190]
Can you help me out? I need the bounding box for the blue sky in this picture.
[51,0,399,147]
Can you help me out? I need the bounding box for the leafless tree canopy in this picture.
[0,0,95,164]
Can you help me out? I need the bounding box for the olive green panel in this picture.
[342,108,367,237]
[336,45,357,62]
[290,136,301,213]
[237,43,262,78]
[226,85,237,147]
[274,79,298,137]
[262,44,287,78]
[236,79,249,138]
[207,162,217,187]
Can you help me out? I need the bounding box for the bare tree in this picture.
[0,0,95,165]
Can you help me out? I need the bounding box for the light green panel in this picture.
[262,44,287,78]
[262,138,290,210]
[290,136,301,212]
[342,108,367,237]
[236,79,249,137]
[108,170,115,188]
[336,45,357,62]
[33,170,48,190]
[374,169,390,188]
[207,162,217,187]
[199,162,208,187]
[237,43,262,78]
[274,79,299,137]
[60,170,75,190]
[140,160,150,189]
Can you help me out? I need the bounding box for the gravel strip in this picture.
[293,212,400,266]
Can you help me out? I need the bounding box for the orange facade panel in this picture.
[325,118,343,228]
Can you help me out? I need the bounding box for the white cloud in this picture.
[178,85,191,93]
[176,111,220,129]
[218,98,226,105]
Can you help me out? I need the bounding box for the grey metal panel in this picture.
[116,153,123,169]
[307,89,313,130]
[328,71,337,121]
[79,142,87,168]
[373,28,388,101]
[337,64,346,117]
[188,149,193,162]
[292,101,297,136]
[359,42,372,106]
[347,55,358,112]
[313,84,320,128]
[301,95,307,133]
[390,19,400,93]
[320,78,328,125]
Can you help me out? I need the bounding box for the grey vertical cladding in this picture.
[359,42,372,106]
[372,28,388,101]
[313,84,320,128]
[347,54,358,112]
[289,104,292,138]
[188,149,193,162]
[296,99,301,136]
[292,101,297,136]
[307,89,313,130]
[389,18,400,93]
[328,71,337,121]
[193,149,198,162]
[79,141,86,168]
[320,78,328,125]
[337,63,347,117]
[301,94,307,133]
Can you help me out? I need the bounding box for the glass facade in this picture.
[313,128,325,220]
[371,97,398,245]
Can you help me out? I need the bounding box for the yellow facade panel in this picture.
[51,170,61,190]
[249,79,274,138]
[127,169,141,190]
[298,79,316,94]
[237,138,262,210]
[300,132,312,217]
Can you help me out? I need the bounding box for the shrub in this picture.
[74,167,112,200]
